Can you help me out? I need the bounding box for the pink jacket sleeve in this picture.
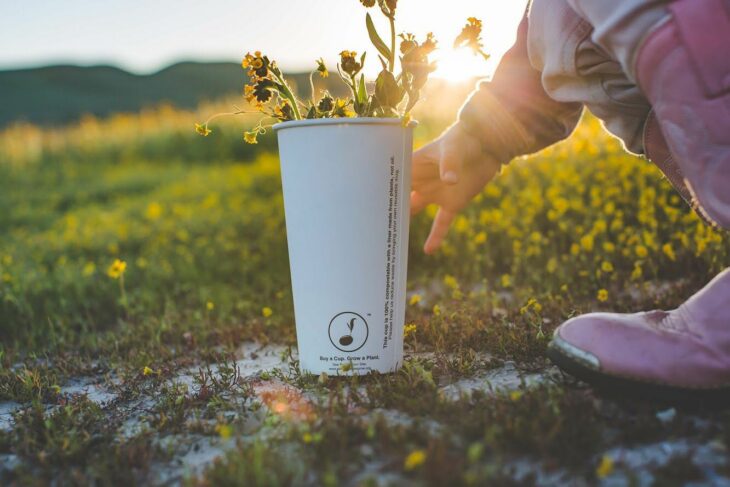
[458,12,584,163]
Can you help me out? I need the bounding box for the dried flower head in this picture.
[454,17,490,60]
[401,32,438,104]
[243,84,258,106]
[274,101,295,121]
[253,78,275,103]
[399,33,417,54]
[242,51,270,78]
[377,0,397,17]
[317,95,334,113]
[339,50,362,76]
[359,0,376,7]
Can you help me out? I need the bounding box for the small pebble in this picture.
[655,408,676,424]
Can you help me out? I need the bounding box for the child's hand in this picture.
[411,123,501,254]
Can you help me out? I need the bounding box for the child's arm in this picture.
[411,13,584,254]
[458,13,584,163]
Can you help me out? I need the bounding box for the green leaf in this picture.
[366,13,391,62]
[374,69,403,108]
[357,74,367,105]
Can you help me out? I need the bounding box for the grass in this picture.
[0,97,729,485]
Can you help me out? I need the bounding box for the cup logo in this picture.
[328,312,369,352]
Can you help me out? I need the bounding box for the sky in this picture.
[1,1,527,80]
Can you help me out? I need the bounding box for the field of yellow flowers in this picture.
[1,97,729,485]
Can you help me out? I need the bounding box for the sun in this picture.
[431,47,494,82]
[396,0,527,83]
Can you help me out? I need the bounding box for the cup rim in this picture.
[273,117,417,132]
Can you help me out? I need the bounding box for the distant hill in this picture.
[0,62,250,127]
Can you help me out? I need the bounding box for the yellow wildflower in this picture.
[107,259,127,279]
[215,423,233,440]
[143,366,154,376]
[631,262,643,280]
[635,245,648,258]
[580,234,594,252]
[404,449,427,471]
[662,243,676,261]
[315,57,328,78]
[596,455,614,479]
[509,390,523,401]
[601,261,614,273]
[244,84,255,104]
[553,197,569,214]
[409,294,422,306]
[244,131,258,144]
[404,323,417,338]
[82,262,96,277]
[194,123,212,136]
[443,274,458,290]
[206,301,215,311]
[432,304,441,316]
[520,298,543,315]
[262,306,273,318]
[332,98,355,118]
[597,289,609,302]
[454,216,469,233]
[500,274,512,288]
[145,202,162,220]
[473,231,487,244]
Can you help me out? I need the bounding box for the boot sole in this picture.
[547,337,730,407]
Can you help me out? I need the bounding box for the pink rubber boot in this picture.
[548,269,730,401]
[635,0,730,228]
[548,0,730,402]
[642,110,706,221]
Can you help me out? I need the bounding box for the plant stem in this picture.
[204,110,260,126]
[119,275,128,319]
[349,74,358,97]
[389,16,396,72]
[272,71,302,120]
[309,71,316,105]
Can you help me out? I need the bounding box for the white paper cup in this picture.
[274,118,414,375]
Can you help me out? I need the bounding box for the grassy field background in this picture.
[1,89,729,485]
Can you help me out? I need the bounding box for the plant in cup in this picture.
[193,2,491,376]
[195,0,490,142]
